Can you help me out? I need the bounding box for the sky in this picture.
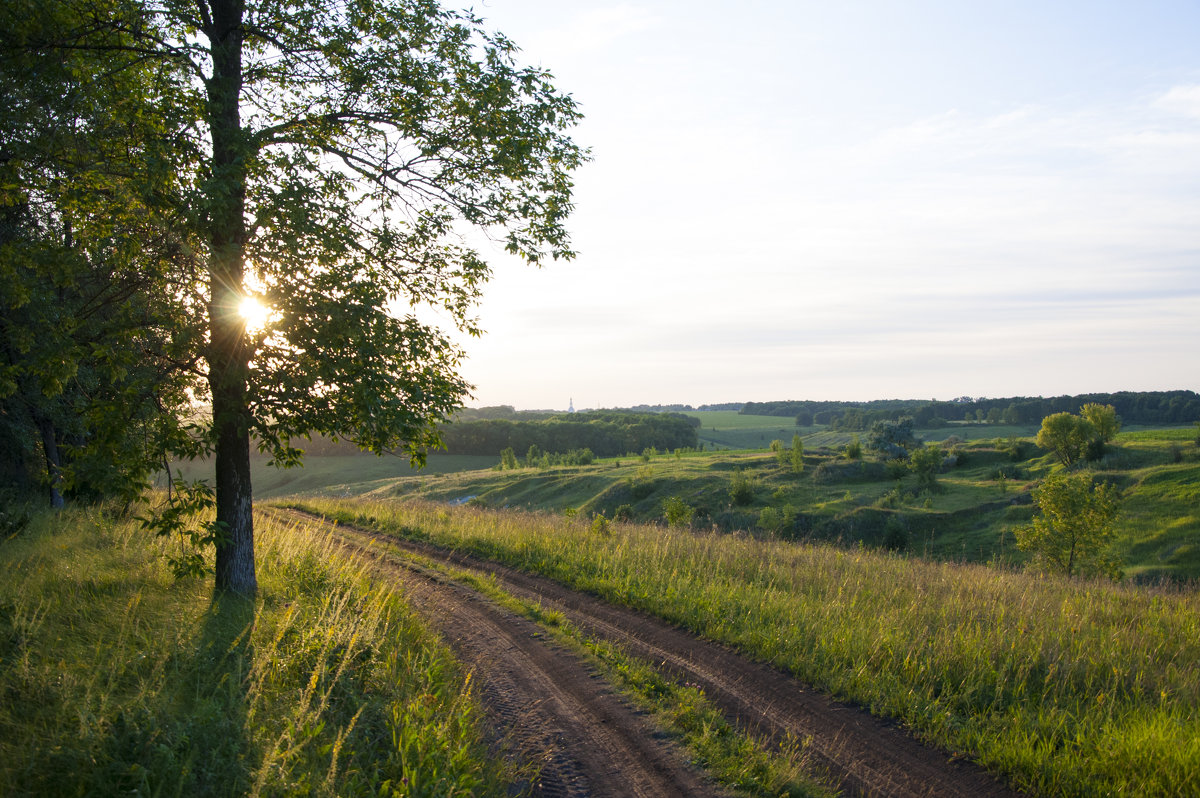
[444,0,1200,411]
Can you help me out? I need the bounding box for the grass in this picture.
[164,453,498,499]
[288,498,1200,798]
[0,503,508,797]
[282,426,1199,581]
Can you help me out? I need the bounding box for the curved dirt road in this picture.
[278,509,1024,798]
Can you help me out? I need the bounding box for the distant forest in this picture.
[438,410,701,457]
[742,391,1200,430]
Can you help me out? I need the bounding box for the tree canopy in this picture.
[2,0,585,593]
[1015,472,1122,579]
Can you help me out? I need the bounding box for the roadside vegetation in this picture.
[0,505,508,797]
[288,498,1200,797]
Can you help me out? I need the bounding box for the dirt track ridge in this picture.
[277,508,1025,798]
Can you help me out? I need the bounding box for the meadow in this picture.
[165,453,498,499]
[291,421,1200,581]
[0,505,508,796]
[288,497,1200,797]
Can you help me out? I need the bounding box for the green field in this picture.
[0,506,506,796]
[165,454,498,499]
[289,497,1200,797]
[269,424,1199,581]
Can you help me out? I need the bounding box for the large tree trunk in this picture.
[206,0,256,595]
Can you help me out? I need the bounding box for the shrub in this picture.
[662,496,696,528]
[729,469,755,506]
[499,447,518,470]
[885,459,909,480]
[756,505,797,535]
[883,516,909,551]
[909,443,943,488]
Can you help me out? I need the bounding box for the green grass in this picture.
[165,453,498,499]
[289,427,1199,581]
[0,504,508,797]
[688,410,814,450]
[288,498,1200,797]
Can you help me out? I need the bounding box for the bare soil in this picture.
[276,508,1025,798]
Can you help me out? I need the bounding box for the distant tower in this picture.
[568,397,576,413]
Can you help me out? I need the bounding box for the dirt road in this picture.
[277,509,1023,798]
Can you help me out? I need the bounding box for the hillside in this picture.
[295,422,1200,581]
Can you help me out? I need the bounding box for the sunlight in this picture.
[238,295,271,333]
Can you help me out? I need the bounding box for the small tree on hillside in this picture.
[909,443,943,488]
[770,439,786,465]
[663,496,695,528]
[790,434,804,474]
[500,447,519,470]
[866,417,919,459]
[729,469,755,505]
[1036,412,1095,468]
[1015,472,1122,579]
[1081,403,1121,459]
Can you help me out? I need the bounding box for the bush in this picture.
[757,505,797,535]
[729,469,755,506]
[662,496,695,528]
[883,516,909,551]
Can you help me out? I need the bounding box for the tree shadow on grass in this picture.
[89,591,257,797]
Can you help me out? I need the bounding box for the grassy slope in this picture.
[166,453,498,499]
[0,506,507,797]
[292,426,1199,581]
[289,498,1200,798]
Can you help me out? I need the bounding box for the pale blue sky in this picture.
[450,1,1200,410]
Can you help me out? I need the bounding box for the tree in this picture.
[769,438,786,465]
[1081,403,1121,458]
[1015,472,1122,579]
[866,417,919,459]
[499,447,518,470]
[1036,412,1095,468]
[11,0,585,594]
[908,443,942,488]
[790,434,804,474]
[1,0,200,512]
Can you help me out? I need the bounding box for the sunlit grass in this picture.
[290,497,1200,797]
[0,504,508,797]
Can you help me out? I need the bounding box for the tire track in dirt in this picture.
[278,508,1024,797]
[269,509,725,798]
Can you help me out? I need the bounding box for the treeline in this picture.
[439,411,700,457]
[743,391,1200,429]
